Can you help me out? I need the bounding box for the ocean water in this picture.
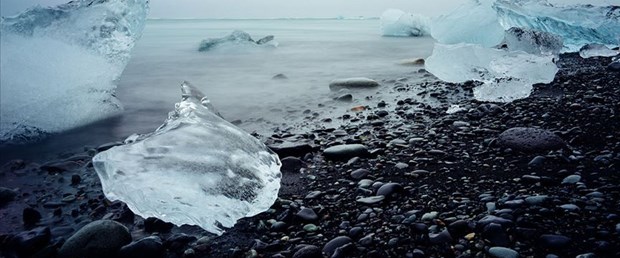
[1,19,436,163]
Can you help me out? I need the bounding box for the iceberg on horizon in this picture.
[425,43,558,102]
[380,9,430,37]
[92,82,282,235]
[0,0,149,144]
[198,30,278,52]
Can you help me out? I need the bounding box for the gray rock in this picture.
[356,196,385,205]
[562,175,581,184]
[58,220,132,258]
[118,236,164,258]
[9,227,51,257]
[324,144,369,160]
[281,157,304,173]
[539,234,571,249]
[329,77,379,91]
[0,187,17,207]
[488,247,519,258]
[256,35,275,45]
[376,182,403,197]
[497,127,566,152]
[292,245,321,258]
[296,208,318,222]
[609,60,620,71]
[322,236,353,257]
[335,94,353,102]
[350,169,370,179]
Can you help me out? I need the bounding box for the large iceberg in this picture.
[431,0,505,47]
[0,0,149,144]
[425,43,558,102]
[92,82,282,235]
[380,9,430,37]
[494,0,620,51]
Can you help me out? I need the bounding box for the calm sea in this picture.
[1,19,436,163]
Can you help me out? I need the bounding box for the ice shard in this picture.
[579,43,619,58]
[0,0,149,144]
[425,43,558,102]
[92,82,282,235]
[494,0,620,51]
[430,0,505,47]
[380,9,430,37]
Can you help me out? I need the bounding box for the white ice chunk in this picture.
[494,0,620,51]
[426,43,558,102]
[579,43,619,58]
[380,9,430,37]
[92,82,282,235]
[431,0,505,47]
[446,105,467,114]
[0,0,149,144]
[505,27,563,55]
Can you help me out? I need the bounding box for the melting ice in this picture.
[93,82,282,235]
[0,0,149,144]
[380,9,430,37]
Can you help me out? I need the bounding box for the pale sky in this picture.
[1,0,465,18]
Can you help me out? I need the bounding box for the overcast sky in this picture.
[1,0,462,18]
[1,0,615,18]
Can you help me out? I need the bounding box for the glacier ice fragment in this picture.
[579,43,619,58]
[494,0,620,51]
[425,43,558,102]
[431,0,505,47]
[92,82,282,235]
[0,0,149,144]
[504,27,563,55]
[198,30,277,52]
[380,9,430,37]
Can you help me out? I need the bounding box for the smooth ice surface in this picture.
[579,43,619,58]
[426,43,558,102]
[92,82,282,235]
[505,27,563,55]
[380,9,430,37]
[198,30,278,52]
[431,0,505,47]
[0,0,148,144]
[494,0,620,51]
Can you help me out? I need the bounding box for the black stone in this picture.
[144,217,174,233]
[281,157,304,173]
[322,236,353,257]
[118,236,165,258]
[23,207,42,225]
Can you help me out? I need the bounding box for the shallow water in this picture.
[0,19,436,163]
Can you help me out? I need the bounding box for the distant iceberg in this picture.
[93,82,282,235]
[426,43,558,102]
[198,30,278,52]
[380,9,430,37]
[0,0,149,144]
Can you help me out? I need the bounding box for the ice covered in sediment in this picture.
[198,30,278,52]
[380,9,430,37]
[579,43,619,58]
[425,43,558,102]
[494,0,620,51]
[430,0,505,48]
[0,0,149,144]
[92,82,282,235]
[504,27,563,55]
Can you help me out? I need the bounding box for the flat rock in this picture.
[58,220,132,258]
[292,245,321,258]
[324,144,369,160]
[118,236,165,258]
[322,236,353,257]
[357,196,385,205]
[329,77,379,91]
[539,234,571,249]
[350,168,370,179]
[497,127,566,152]
[268,141,315,157]
[489,247,519,258]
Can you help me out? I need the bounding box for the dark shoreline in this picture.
[1,53,619,257]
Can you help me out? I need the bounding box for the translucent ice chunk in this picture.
[504,27,563,55]
[198,30,277,52]
[579,43,619,58]
[494,0,620,51]
[380,9,430,37]
[92,82,282,235]
[0,0,149,144]
[426,43,558,102]
[431,0,505,47]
